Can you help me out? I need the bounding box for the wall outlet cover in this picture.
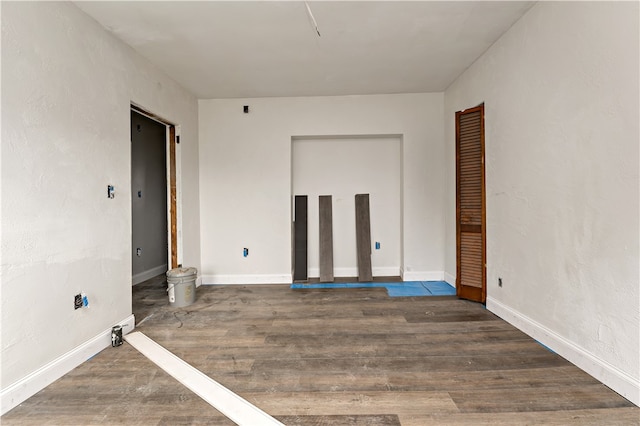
[74,294,83,310]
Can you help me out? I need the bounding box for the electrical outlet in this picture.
[74,294,83,310]
[243,248,249,257]
[498,277,503,287]
[136,248,142,257]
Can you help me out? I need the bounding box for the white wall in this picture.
[1,2,200,412]
[292,136,402,277]
[444,2,639,404]
[199,93,444,284]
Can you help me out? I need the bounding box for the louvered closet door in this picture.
[456,105,486,303]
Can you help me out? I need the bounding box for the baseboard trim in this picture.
[487,296,639,407]
[132,264,167,285]
[0,314,136,415]
[444,272,456,287]
[373,267,402,277]
[201,274,293,285]
[308,267,351,278]
[400,270,445,281]
[307,266,401,279]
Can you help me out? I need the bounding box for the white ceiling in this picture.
[75,1,535,99]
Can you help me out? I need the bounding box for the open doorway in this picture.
[130,105,179,280]
[131,109,169,284]
[130,105,179,322]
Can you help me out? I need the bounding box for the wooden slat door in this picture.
[456,105,486,303]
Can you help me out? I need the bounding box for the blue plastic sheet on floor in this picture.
[290,281,455,297]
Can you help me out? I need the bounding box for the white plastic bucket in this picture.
[166,267,197,308]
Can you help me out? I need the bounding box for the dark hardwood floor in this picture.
[2,276,638,425]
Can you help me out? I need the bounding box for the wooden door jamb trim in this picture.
[169,125,178,269]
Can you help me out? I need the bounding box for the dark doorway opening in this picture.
[131,110,168,284]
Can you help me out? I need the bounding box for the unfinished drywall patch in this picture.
[292,135,402,277]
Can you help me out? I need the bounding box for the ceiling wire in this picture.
[305,2,321,37]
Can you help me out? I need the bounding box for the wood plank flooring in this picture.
[2,276,638,425]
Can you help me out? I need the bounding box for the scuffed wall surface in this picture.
[1,2,199,388]
[445,1,638,390]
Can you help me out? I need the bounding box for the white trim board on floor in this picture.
[487,296,640,407]
[125,332,284,425]
[0,314,136,415]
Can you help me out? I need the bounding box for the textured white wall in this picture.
[444,2,639,403]
[198,94,444,283]
[1,2,200,390]
[292,136,402,277]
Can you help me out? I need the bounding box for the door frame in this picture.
[455,104,486,303]
[131,103,180,270]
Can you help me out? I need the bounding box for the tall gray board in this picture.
[319,195,334,282]
[293,195,308,281]
[355,194,373,282]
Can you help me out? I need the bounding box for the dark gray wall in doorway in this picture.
[131,110,168,282]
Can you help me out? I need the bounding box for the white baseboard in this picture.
[132,264,168,285]
[308,267,350,278]
[400,270,445,281]
[373,267,401,277]
[487,296,639,407]
[307,266,400,279]
[201,274,293,285]
[444,272,456,287]
[1,314,136,415]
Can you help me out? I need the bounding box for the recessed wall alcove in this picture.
[291,134,403,279]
